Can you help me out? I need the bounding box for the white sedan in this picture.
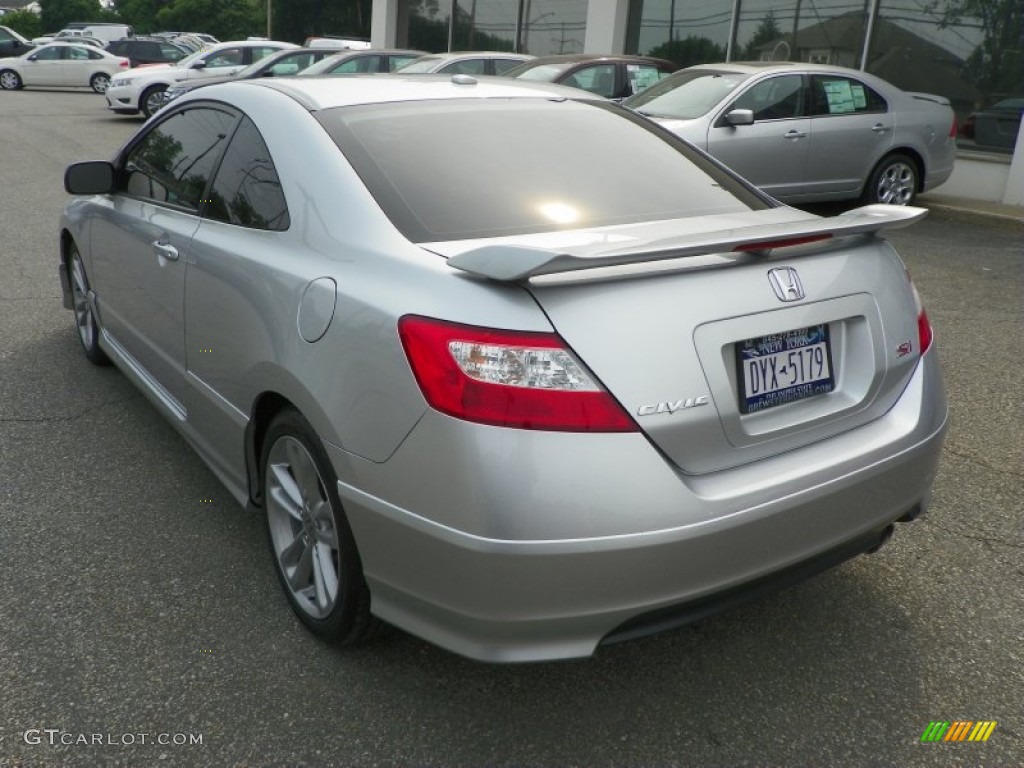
[0,42,129,93]
[105,39,297,118]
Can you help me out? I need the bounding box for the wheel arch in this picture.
[138,80,169,111]
[870,147,926,193]
[245,391,302,509]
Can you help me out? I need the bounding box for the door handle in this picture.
[871,124,892,133]
[783,130,807,139]
[152,240,179,261]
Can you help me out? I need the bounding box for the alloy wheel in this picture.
[874,161,915,205]
[266,435,341,620]
[70,251,98,351]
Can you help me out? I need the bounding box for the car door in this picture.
[88,105,239,413]
[183,115,292,488]
[705,73,810,199]
[62,45,95,86]
[23,45,64,86]
[803,73,893,196]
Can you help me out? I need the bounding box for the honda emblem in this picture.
[768,267,805,302]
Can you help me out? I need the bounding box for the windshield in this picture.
[624,69,750,119]
[318,98,768,242]
[511,62,578,81]
[174,48,207,68]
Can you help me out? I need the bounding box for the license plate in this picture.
[736,324,834,414]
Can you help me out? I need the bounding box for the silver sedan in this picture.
[59,74,947,661]
[625,62,957,205]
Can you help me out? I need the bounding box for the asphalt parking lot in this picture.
[0,89,1021,768]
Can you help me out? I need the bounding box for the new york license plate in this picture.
[736,324,834,414]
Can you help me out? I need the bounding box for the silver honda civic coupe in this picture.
[59,75,948,662]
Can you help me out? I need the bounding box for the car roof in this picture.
[518,53,674,65]
[414,51,532,60]
[224,73,598,111]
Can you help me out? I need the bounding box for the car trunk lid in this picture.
[430,206,928,474]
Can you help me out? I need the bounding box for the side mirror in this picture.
[64,161,115,195]
[725,108,755,126]
[191,59,207,69]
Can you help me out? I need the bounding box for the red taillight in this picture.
[958,115,974,139]
[398,316,637,432]
[907,271,933,354]
[119,59,129,68]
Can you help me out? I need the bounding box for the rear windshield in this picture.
[317,98,769,242]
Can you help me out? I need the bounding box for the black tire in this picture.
[862,153,919,206]
[140,85,166,118]
[67,243,111,366]
[0,69,22,90]
[261,408,380,644]
[90,72,111,94]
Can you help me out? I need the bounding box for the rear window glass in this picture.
[318,99,768,242]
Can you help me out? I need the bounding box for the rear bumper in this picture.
[331,351,947,662]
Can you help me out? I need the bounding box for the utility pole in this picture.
[267,0,272,38]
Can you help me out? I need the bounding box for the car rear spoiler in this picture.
[446,204,928,281]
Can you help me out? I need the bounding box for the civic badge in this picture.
[767,267,805,302]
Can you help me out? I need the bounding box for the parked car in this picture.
[0,42,129,93]
[396,50,533,75]
[55,24,134,44]
[105,36,190,68]
[60,75,946,662]
[504,54,677,99]
[624,62,957,205]
[299,48,426,76]
[104,39,298,118]
[958,97,1024,153]
[0,25,36,56]
[161,47,343,107]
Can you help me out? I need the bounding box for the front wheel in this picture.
[140,85,166,118]
[863,154,918,205]
[90,72,111,94]
[261,409,379,644]
[0,69,22,90]
[68,243,111,366]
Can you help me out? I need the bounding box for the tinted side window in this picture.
[33,47,61,61]
[332,55,377,73]
[441,58,486,75]
[161,43,186,59]
[204,47,243,67]
[492,58,524,75]
[388,54,419,71]
[564,64,617,98]
[730,75,804,121]
[627,64,669,95]
[810,75,887,116]
[205,117,289,231]
[120,107,237,210]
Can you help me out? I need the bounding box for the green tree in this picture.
[39,0,105,31]
[938,0,1023,101]
[268,0,372,44]
[155,0,260,40]
[1,10,44,38]
[111,0,172,34]
[743,11,781,60]
[648,35,726,68]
